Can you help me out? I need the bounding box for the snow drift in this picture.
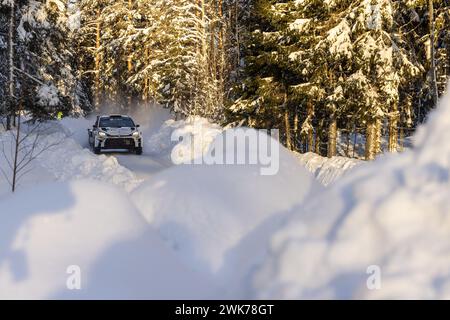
[146,116,222,160]
[294,152,361,186]
[0,119,141,195]
[0,180,218,299]
[253,85,450,299]
[132,129,320,297]
[147,117,360,186]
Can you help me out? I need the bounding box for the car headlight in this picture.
[132,131,140,138]
[98,131,107,138]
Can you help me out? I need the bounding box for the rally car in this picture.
[88,115,143,155]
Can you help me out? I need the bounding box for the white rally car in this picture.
[88,115,143,155]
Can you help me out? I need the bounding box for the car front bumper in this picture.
[99,136,141,149]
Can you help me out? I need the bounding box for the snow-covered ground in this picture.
[1,86,450,299]
[0,180,219,299]
[294,152,361,186]
[132,135,319,298]
[0,109,324,299]
[253,86,450,299]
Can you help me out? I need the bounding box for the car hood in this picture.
[104,127,134,136]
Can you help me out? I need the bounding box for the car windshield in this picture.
[99,117,135,128]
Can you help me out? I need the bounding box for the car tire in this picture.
[135,147,143,155]
[94,146,101,154]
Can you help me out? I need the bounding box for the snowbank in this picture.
[132,130,320,297]
[38,132,141,192]
[0,120,141,193]
[146,116,222,160]
[295,152,362,186]
[253,85,450,299]
[0,180,218,299]
[147,116,361,186]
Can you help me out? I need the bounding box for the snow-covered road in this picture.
[56,104,175,182]
[107,152,171,179]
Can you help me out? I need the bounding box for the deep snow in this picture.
[0,180,218,299]
[132,130,320,297]
[1,86,450,299]
[253,84,450,299]
[294,152,361,186]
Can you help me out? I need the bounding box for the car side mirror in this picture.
[136,124,140,128]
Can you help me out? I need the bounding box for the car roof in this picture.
[99,115,131,119]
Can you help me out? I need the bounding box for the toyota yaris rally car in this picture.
[88,115,143,155]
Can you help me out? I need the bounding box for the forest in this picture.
[3,0,450,301]
[1,0,449,160]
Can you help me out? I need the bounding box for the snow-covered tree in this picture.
[231,0,427,159]
[0,0,89,125]
[76,0,226,119]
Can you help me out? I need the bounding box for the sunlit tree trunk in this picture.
[283,91,292,150]
[94,8,101,109]
[374,118,382,155]
[365,120,376,160]
[127,0,134,107]
[327,116,337,158]
[307,100,314,152]
[388,102,399,152]
[217,0,225,108]
[143,46,149,101]
[284,110,292,150]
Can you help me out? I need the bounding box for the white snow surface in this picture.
[253,85,450,299]
[294,152,362,186]
[2,86,450,299]
[146,116,222,162]
[132,131,320,297]
[0,180,218,299]
[0,119,141,195]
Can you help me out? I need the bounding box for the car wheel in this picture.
[135,147,143,155]
[94,146,101,154]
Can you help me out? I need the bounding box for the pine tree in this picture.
[0,0,89,124]
[231,0,426,160]
[76,0,226,119]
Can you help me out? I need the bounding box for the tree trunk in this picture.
[143,46,149,101]
[217,0,225,109]
[235,0,240,77]
[315,128,321,155]
[307,101,314,152]
[399,126,405,152]
[283,91,292,150]
[345,124,351,157]
[284,110,292,150]
[388,103,399,152]
[218,0,225,74]
[374,118,382,155]
[8,0,15,131]
[293,110,299,151]
[365,120,376,160]
[94,8,101,109]
[327,117,337,158]
[127,0,134,107]
[429,0,439,106]
[12,101,21,193]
